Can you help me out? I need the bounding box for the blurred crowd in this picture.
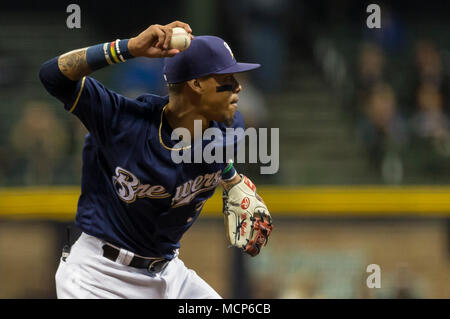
[353,39,450,183]
[0,99,87,186]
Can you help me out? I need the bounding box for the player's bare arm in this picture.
[58,48,90,81]
[57,21,193,81]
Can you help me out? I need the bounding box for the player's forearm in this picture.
[58,48,91,81]
[39,39,134,105]
[58,39,134,81]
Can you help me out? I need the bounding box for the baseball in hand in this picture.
[170,27,191,51]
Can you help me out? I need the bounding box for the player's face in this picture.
[198,73,241,124]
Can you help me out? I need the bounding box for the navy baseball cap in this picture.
[163,36,261,84]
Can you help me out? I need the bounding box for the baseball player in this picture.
[39,21,273,299]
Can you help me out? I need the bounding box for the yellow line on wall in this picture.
[0,186,80,220]
[0,186,450,220]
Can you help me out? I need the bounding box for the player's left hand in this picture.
[128,21,193,58]
[222,175,273,257]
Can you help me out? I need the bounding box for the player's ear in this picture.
[186,78,203,94]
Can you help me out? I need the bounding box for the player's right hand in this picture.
[128,21,193,58]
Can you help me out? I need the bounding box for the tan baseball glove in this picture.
[222,175,273,256]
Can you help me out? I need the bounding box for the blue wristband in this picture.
[118,39,133,59]
[86,39,134,71]
[86,43,108,71]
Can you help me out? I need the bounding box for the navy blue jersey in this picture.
[41,64,245,259]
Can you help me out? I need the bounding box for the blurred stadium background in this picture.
[0,0,449,298]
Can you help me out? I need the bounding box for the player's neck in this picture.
[165,98,209,140]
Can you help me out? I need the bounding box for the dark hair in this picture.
[167,82,184,95]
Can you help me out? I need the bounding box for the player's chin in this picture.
[228,102,237,116]
[223,104,236,122]
[213,103,236,124]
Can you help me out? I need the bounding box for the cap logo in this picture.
[224,42,234,60]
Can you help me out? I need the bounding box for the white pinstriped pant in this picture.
[55,232,221,299]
